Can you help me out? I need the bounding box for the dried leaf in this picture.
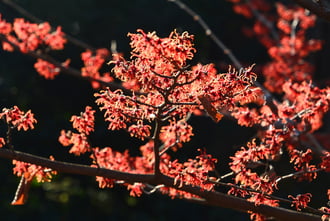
[11,174,32,205]
[198,95,223,123]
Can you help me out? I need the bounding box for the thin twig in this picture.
[275,168,323,184]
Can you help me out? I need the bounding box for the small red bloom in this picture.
[12,159,56,183]
[70,106,95,135]
[288,193,312,211]
[0,14,12,35]
[44,26,67,50]
[0,106,37,131]
[34,59,60,79]
[0,137,5,148]
[320,151,330,172]
[128,121,151,140]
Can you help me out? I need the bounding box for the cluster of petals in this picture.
[228,2,322,93]
[228,0,274,48]
[263,3,322,93]
[111,29,196,92]
[0,137,5,147]
[319,190,330,220]
[34,59,61,79]
[289,149,318,181]
[281,81,330,132]
[95,89,151,131]
[288,193,312,211]
[108,29,261,127]
[228,138,282,210]
[320,151,330,172]
[0,106,37,131]
[58,130,90,156]
[0,15,66,53]
[128,121,151,140]
[70,106,95,135]
[59,107,96,156]
[164,149,216,190]
[12,159,56,183]
[91,143,162,195]
[159,119,194,151]
[81,49,113,89]
[59,107,96,155]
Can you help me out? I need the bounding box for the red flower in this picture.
[128,121,151,140]
[0,137,5,148]
[34,59,60,79]
[0,106,37,131]
[288,193,312,211]
[12,159,56,183]
[70,106,95,135]
[320,151,330,172]
[0,14,12,34]
[44,26,67,50]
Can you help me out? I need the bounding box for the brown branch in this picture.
[292,0,330,22]
[152,118,162,177]
[0,147,322,220]
[0,148,154,183]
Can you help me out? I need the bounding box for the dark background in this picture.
[0,0,329,220]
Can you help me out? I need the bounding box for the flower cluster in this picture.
[290,149,317,181]
[228,0,274,47]
[288,193,312,211]
[95,89,156,136]
[0,137,5,148]
[34,59,61,79]
[59,106,95,155]
[0,106,37,131]
[111,29,196,92]
[163,149,217,191]
[91,141,217,199]
[159,118,194,151]
[0,15,66,53]
[0,14,70,80]
[319,190,330,220]
[81,48,114,89]
[12,158,56,183]
[228,2,322,93]
[70,106,95,135]
[263,3,322,93]
[320,151,330,172]
[281,81,330,132]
